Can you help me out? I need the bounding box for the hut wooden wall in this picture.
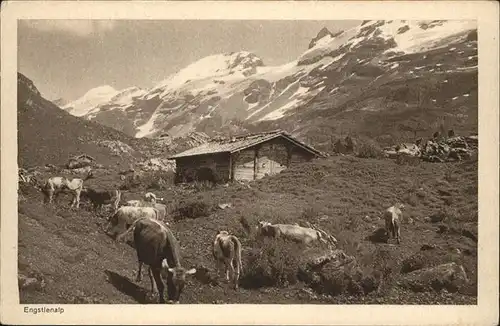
[231,149,256,181]
[255,138,289,179]
[231,136,316,181]
[175,153,230,183]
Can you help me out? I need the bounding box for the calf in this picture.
[118,217,196,303]
[213,231,242,290]
[384,203,405,244]
[81,188,121,213]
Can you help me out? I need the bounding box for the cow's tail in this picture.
[230,236,243,275]
[113,190,122,212]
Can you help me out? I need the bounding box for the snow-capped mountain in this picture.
[63,85,120,117]
[62,20,478,145]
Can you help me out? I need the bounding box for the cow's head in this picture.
[257,220,271,230]
[395,203,405,210]
[144,192,157,203]
[217,230,229,236]
[161,261,196,302]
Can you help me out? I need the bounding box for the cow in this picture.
[384,203,405,244]
[256,221,336,246]
[105,206,160,239]
[212,231,242,290]
[81,188,121,213]
[42,171,93,208]
[124,199,167,221]
[117,217,196,303]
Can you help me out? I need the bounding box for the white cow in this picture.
[257,221,337,246]
[384,203,405,244]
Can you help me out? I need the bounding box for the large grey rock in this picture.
[402,262,469,293]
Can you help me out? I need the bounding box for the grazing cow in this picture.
[257,221,335,246]
[118,217,196,303]
[212,231,242,290]
[81,188,121,213]
[384,203,405,244]
[42,171,93,208]
[106,206,159,239]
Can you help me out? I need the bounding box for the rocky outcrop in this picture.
[383,134,478,163]
[67,154,95,169]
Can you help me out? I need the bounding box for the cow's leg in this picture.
[228,259,235,283]
[165,271,176,303]
[75,190,81,208]
[151,267,165,303]
[232,259,239,290]
[148,267,157,294]
[70,192,76,208]
[395,220,401,244]
[224,259,231,282]
[136,261,143,282]
[216,260,224,280]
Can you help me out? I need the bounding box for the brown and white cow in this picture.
[384,203,405,244]
[42,171,93,208]
[117,217,196,303]
[212,230,242,290]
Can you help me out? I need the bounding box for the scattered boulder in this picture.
[98,140,136,157]
[218,203,232,210]
[420,244,437,251]
[137,157,175,172]
[402,262,469,293]
[67,154,95,169]
[18,274,46,291]
[334,136,356,154]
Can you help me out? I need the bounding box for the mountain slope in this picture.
[17,73,144,168]
[61,20,477,148]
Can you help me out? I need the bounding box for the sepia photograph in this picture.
[1,1,499,325]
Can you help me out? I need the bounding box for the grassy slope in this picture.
[18,155,477,304]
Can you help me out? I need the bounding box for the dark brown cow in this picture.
[117,217,196,303]
[81,188,121,212]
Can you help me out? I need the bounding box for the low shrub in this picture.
[240,238,303,289]
[356,139,384,159]
[173,199,214,221]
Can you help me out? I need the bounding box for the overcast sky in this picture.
[18,20,360,101]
